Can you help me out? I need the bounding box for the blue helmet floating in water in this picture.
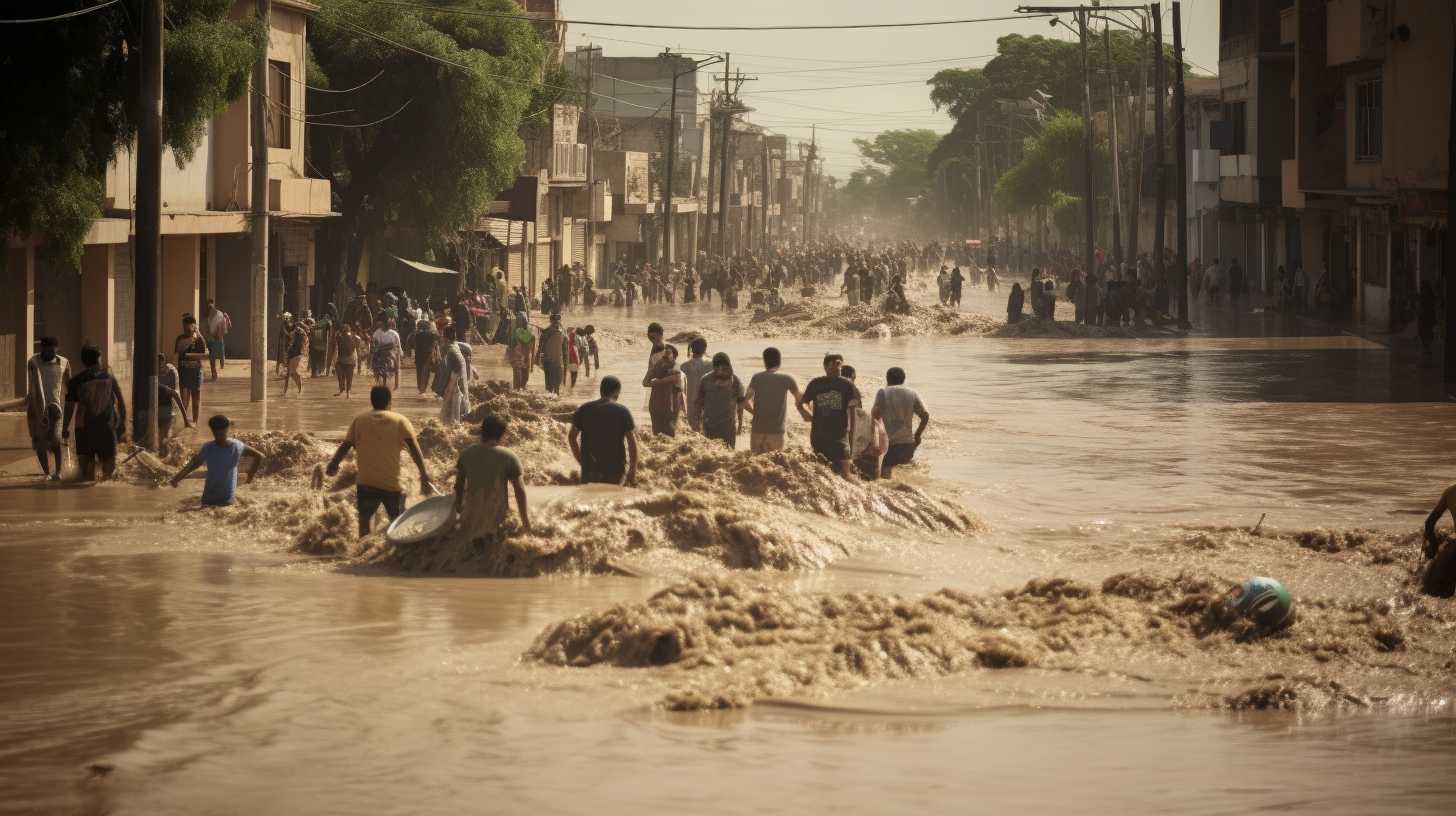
[1229,577,1296,630]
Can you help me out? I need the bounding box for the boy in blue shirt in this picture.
[169,415,266,506]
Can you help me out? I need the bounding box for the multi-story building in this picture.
[1285,0,1451,328]
[1,0,333,400]
[565,51,713,273]
[1216,0,1297,295]
[1184,76,1225,265]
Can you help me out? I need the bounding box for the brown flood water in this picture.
[3,282,1455,814]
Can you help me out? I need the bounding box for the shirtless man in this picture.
[1423,483,1456,559]
[1422,484,1456,597]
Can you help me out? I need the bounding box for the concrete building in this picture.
[1285,0,1451,328]
[1184,76,1225,265]
[564,51,712,272]
[1,0,333,400]
[1216,0,1298,295]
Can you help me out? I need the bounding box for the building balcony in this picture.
[1326,0,1387,67]
[525,139,589,185]
[1219,33,1251,63]
[1190,149,1221,184]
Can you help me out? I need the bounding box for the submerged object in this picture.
[1228,577,1296,630]
[386,496,456,545]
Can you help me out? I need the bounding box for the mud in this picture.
[747,302,1001,339]
[526,570,1456,711]
[344,490,849,577]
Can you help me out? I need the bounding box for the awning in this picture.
[392,255,458,275]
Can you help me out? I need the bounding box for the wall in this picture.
[267,6,309,182]
[1382,1,1452,191]
[1296,0,1345,193]
[1,247,35,398]
[160,235,200,353]
[212,234,253,359]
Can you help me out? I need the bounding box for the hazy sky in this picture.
[567,0,1221,179]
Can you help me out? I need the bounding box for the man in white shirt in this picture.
[26,337,71,481]
[872,366,930,479]
[203,299,231,381]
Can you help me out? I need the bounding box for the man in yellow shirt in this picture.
[326,386,436,536]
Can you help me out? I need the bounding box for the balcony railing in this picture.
[525,139,588,183]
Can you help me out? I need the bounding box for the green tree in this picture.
[309,0,548,288]
[994,112,1108,214]
[849,128,941,214]
[925,30,1167,231]
[0,0,263,267]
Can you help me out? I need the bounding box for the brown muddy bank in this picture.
[525,566,1455,711]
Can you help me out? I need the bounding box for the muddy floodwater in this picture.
[3,283,1455,814]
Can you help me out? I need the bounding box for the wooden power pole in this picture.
[132,0,164,447]
[1173,1,1191,325]
[1152,4,1167,285]
[249,0,270,402]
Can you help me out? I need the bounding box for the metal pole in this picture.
[249,0,270,403]
[132,0,163,447]
[1129,15,1148,270]
[762,138,771,250]
[1078,10,1097,288]
[584,45,597,279]
[663,64,678,268]
[717,54,732,258]
[1105,22,1124,270]
[806,125,817,244]
[1152,5,1167,286]
[1173,1,1191,325]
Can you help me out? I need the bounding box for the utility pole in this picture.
[1129,15,1148,268]
[1152,4,1167,285]
[1104,21,1123,271]
[805,125,818,244]
[1078,9,1096,287]
[1172,1,1191,326]
[661,50,677,269]
[132,0,163,447]
[973,112,983,238]
[249,0,270,403]
[716,54,732,258]
[582,44,598,280]
[762,137,771,251]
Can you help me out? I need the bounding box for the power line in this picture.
[752,78,930,93]
[369,2,1050,31]
[294,68,387,94]
[0,0,120,24]
[751,54,996,76]
[328,16,662,112]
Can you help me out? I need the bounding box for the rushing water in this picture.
[2,284,1454,814]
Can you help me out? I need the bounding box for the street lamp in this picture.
[659,49,723,268]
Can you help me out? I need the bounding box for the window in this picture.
[267,60,291,149]
[1355,78,1382,161]
[1219,101,1247,154]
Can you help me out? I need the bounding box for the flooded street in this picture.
[3,287,1455,814]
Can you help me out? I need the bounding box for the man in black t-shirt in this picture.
[569,376,638,485]
[798,353,860,478]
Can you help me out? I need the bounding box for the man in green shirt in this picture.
[454,414,530,544]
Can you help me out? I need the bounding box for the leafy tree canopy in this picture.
[994,112,1108,213]
[844,128,941,214]
[310,0,549,281]
[0,0,263,267]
